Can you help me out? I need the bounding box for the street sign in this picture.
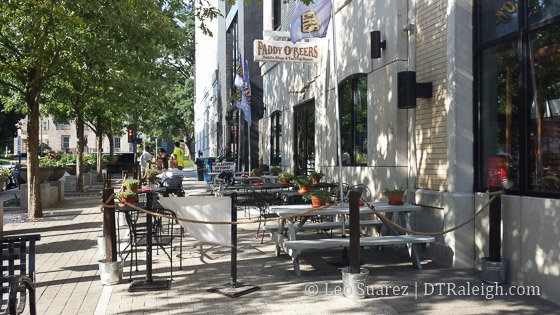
[17,129,21,155]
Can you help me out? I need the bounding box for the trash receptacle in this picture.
[195,159,204,181]
[202,157,216,182]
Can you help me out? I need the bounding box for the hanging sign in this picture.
[213,162,236,172]
[254,39,322,63]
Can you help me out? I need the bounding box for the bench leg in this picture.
[411,243,422,269]
[292,250,301,277]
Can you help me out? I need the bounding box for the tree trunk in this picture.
[185,134,193,160]
[76,111,84,192]
[26,90,42,219]
[95,115,103,182]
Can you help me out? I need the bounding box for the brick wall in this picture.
[415,0,448,191]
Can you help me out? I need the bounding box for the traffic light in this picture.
[128,129,134,143]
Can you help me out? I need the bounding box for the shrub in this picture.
[382,187,405,195]
[116,191,135,198]
[309,171,324,179]
[278,171,294,182]
[294,177,312,185]
[302,190,332,202]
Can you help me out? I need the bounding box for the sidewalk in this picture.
[3,173,558,314]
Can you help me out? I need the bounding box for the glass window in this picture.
[339,75,368,166]
[528,0,560,24]
[273,0,282,30]
[270,111,282,166]
[528,22,560,192]
[479,39,520,190]
[479,0,519,43]
[61,136,70,150]
[114,137,121,150]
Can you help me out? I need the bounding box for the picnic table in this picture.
[268,202,434,276]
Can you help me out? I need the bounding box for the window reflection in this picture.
[339,75,367,166]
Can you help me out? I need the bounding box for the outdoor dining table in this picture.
[268,202,434,276]
[260,175,278,183]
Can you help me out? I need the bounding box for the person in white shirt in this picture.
[140,146,152,175]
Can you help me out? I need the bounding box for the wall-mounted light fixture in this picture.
[397,71,432,109]
[370,31,386,59]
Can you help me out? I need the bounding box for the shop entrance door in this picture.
[294,101,315,176]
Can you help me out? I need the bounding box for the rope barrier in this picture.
[362,190,505,236]
[101,192,339,224]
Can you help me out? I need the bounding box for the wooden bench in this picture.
[274,234,434,276]
[264,219,383,233]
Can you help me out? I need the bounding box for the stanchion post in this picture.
[102,180,117,262]
[230,193,238,288]
[489,186,501,262]
[348,191,360,273]
[145,191,153,283]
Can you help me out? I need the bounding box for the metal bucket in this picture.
[342,267,369,299]
[482,257,508,284]
[98,258,122,285]
[97,236,106,257]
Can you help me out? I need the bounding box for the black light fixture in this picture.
[397,71,433,109]
[370,31,386,59]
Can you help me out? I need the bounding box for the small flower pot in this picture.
[310,196,327,208]
[387,193,404,205]
[298,183,311,193]
[125,184,138,191]
[280,179,291,185]
[120,195,135,207]
[311,176,321,185]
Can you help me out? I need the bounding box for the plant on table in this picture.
[309,171,324,184]
[116,190,136,206]
[303,190,333,208]
[382,187,405,205]
[270,167,281,176]
[278,171,294,185]
[251,168,263,176]
[146,169,159,178]
[123,179,140,191]
[294,176,312,193]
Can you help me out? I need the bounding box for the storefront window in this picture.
[528,22,560,192]
[339,75,367,166]
[476,1,560,194]
[479,0,519,43]
[479,39,520,190]
[270,111,282,166]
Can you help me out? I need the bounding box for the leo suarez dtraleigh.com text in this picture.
[304,282,541,299]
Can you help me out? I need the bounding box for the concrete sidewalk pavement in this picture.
[3,174,558,314]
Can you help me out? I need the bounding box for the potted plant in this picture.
[303,190,333,208]
[38,158,56,183]
[270,167,281,176]
[61,153,78,175]
[294,177,312,193]
[251,168,263,176]
[383,187,405,205]
[123,179,140,191]
[278,171,294,185]
[309,171,324,185]
[116,190,136,207]
[42,153,66,181]
[146,169,159,178]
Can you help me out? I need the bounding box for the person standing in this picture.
[140,146,152,175]
[156,148,168,170]
[172,142,184,170]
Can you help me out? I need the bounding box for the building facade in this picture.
[195,0,263,171]
[15,115,134,155]
[256,0,559,303]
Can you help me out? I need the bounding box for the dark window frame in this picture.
[338,74,368,166]
[273,0,282,30]
[474,0,560,198]
[270,110,282,166]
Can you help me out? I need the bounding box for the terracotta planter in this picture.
[39,167,53,183]
[311,176,321,185]
[298,183,311,193]
[120,195,135,207]
[48,166,67,181]
[387,193,404,205]
[280,178,291,185]
[252,172,262,177]
[310,196,327,208]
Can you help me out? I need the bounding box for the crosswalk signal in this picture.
[128,129,134,143]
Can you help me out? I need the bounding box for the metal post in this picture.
[330,4,344,204]
[348,191,360,273]
[40,120,43,157]
[489,186,501,262]
[102,180,117,262]
[146,191,153,283]
[230,193,238,287]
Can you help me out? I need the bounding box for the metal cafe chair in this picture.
[249,187,279,243]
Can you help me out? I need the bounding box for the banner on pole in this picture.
[254,39,323,63]
[290,0,332,43]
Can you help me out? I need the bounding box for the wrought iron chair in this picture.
[1,234,40,315]
[249,187,279,243]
